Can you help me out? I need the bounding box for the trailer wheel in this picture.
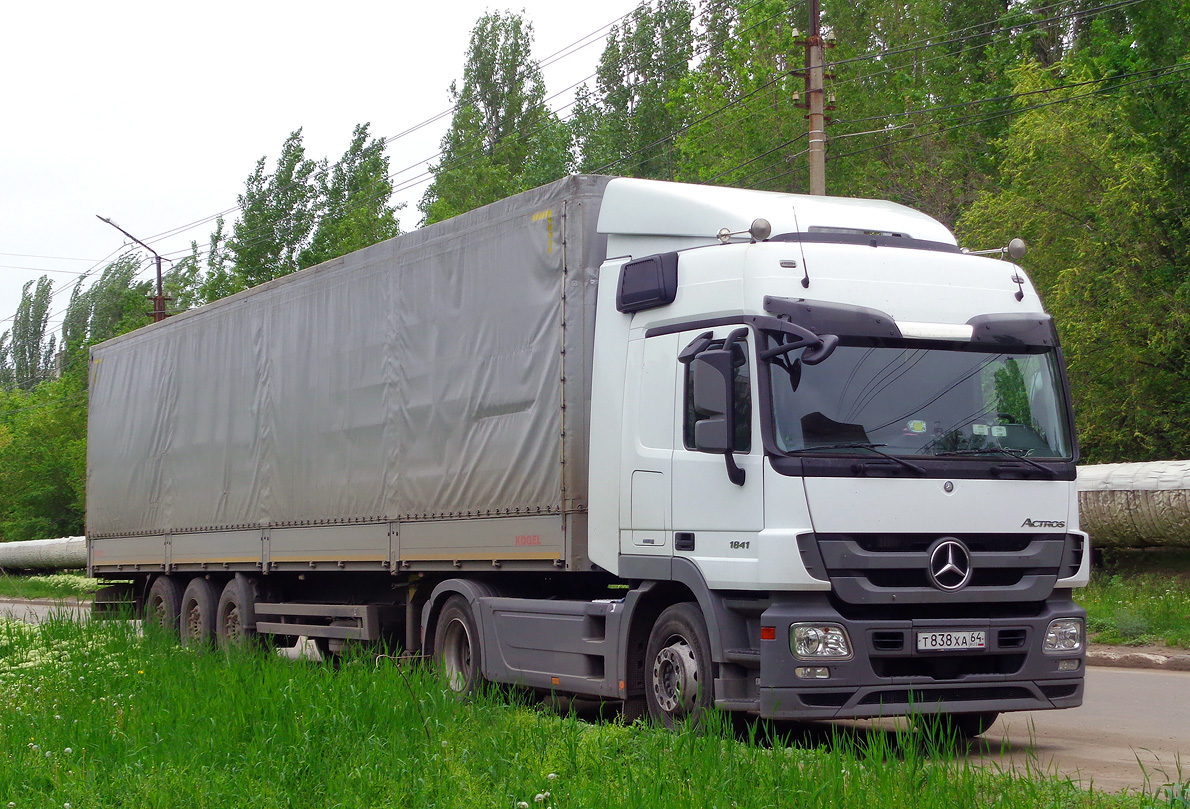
[434,596,481,696]
[645,602,713,729]
[145,576,184,637]
[180,578,219,649]
[216,577,259,650]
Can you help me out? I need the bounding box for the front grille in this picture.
[800,532,1075,605]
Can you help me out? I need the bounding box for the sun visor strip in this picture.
[768,232,962,253]
[763,296,902,339]
[966,313,1057,347]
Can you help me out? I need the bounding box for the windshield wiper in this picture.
[791,442,928,476]
[934,447,1059,478]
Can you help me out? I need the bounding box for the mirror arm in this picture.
[724,451,746,486]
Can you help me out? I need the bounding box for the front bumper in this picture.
[755,592,1085,720]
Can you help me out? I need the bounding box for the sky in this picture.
[0,0,642,336]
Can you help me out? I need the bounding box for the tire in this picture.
[433,596,482,696]
[915,710,1000,741]
[145,575,184,637]
[645,602,714,729]
[948,711,1000,739]
[216,576,260,650]
[179,577,219,649]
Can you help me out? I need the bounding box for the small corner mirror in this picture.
[1007,238,1027,261]
[750,218,772,241]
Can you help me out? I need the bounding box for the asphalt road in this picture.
[3,597,1185,794]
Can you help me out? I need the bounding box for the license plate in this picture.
[916,630,986,651]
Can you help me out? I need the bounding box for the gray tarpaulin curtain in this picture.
[88,176,611,537]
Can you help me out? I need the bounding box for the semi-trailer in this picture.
[88,174,1087,734]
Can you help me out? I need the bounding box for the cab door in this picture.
[669,327,764,587]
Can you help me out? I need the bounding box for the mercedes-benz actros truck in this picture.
[88,175,1087,735]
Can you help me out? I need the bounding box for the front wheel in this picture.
[915,710,1000,741]
[645,602,714,729]
[433,596,482,696]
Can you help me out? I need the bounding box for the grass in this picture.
[0,571,99,601]
[1077,549,1190,648]
[0,618,1170,809]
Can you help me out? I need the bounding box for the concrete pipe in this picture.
[0,536,87,571]
[1078,462,1190,548]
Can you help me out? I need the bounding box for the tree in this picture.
[0,374,87,540]
[957,63,1181,462]
[674,0,806,190]
[300,123,402,268]
[420,11,571,224]
[227,129,324,289]
[572,0,695,179]
[0,276,57,391]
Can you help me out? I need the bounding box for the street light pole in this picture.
[96,216,171,323]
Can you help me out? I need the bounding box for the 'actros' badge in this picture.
[1021,518,1066,528]
[928,538,972,591]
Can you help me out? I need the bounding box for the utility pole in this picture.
[96,215,172,323]
[799,0,835,195]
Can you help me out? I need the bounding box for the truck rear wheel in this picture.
[434,596,481,696]
[145,575,184,637]
[180,577,218,649]
[216,576,260,650]
[645,602,713,729]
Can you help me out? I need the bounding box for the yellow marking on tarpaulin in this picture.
[532,209,554,253]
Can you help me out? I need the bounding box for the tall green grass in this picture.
[1078,549,1190,648]
[0,571,97,601]
[0,618,1161,809]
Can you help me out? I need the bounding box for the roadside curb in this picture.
[1086,644,1190,672]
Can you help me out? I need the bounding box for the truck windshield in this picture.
[768,339,1073,459]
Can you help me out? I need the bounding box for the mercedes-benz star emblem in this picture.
[928,538,973,591]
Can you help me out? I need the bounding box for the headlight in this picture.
[791,623,852,660]
[1043,618,1084,654]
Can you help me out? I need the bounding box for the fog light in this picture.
[1043,618,1084,654]
[791,623,852,660]
[1057,659,1080,671]
[796,666,830,679]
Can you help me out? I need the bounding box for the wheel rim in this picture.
[184,602,203,642]
[652,638,699,715]
[149,596,168,628]
[224,603,242,643]
[442,617,473,692]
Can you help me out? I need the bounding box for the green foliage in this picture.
[227,129,324,291]
[957,63,1181,462]
[1078,549,1190,648]
[0,619,1155,807]
[0,374,86,541]
[572,0,695,179]
[0,572,96,600]
[0,276,56,392]
[300,122,402,268]
[420,11,572,224]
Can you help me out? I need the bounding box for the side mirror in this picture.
[691,349,735,453]
[690,345,746,485]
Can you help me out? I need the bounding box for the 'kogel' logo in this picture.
[1021,518,1066,528]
